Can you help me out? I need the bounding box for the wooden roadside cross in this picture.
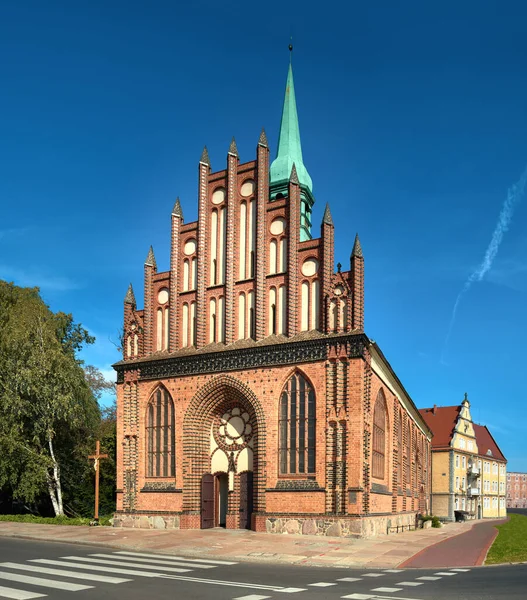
[88,440,108,524]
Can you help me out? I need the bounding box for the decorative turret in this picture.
[124,283,136,306]
[228,137,239,158]
[350,234,364,331]
[200,146,210,167]
[270,54,314,241]
[172,197,184,219]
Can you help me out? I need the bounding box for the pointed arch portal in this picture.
[183,375,266,530]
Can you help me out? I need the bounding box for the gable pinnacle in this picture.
[199,146,210,166]
[289,162,299,184]
[352,234,363,258]
[258,128,268,147]
[322,203,334,226]
[228,136,239,157]
[145,245,157,268]
[124,283,136,305]
[172,197,184,219]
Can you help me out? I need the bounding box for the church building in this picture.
[113,59,433,537]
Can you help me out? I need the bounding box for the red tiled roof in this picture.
[418,405,460,448]
[474,423,507,462]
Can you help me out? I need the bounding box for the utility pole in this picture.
[88,440,108,524]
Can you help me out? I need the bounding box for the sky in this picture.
[1,1,527,470]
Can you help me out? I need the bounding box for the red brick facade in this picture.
[114,71,432,537]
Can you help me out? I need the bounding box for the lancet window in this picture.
[372,390,387,479]
[146,387,175,478]
[279,372,316,475]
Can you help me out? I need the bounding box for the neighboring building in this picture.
[506,472,527,508]
[419,395,507,521]
[113,59,433,537]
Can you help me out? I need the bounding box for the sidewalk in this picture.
[0,518,505,569]
[400,518,506,568]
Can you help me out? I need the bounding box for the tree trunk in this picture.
[47,435,64,516]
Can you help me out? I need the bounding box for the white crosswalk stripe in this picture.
[55,556,192,574]
[31,559,163,578]
[0,570,92,591]
[88,553,215,569]
[0,562,130,584]
[114,550,237,565]
[0,586,46,600]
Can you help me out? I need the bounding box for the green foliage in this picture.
[0,280,116,518]
[486,513,527,564]
[0,514,92,525]
[0,514,114,526]
[431,516,441,528]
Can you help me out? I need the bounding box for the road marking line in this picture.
[88,553,215,570]
[371,588,402,593]
[0,571,92,592]
[435,572,457,576]
[159,573,305,593]
[363,573,385,577]
[450,568,470,572]
[337,577,363,582]
[233,596,271,600]
[57,556,191,574]
[0,563,130,584]
[383,570,401,573]
[30,559,161,578]
[308,582,337,587]
[341,594,375,599]
[396,582,423,586]
[114,551,237,565]
[416,576,441,581]
[372,596,427,600]
[0,586,46,600]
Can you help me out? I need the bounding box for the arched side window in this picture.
[398,409,403,485]
[372,390,387,479]
[406,420,411,488]
[279,372,316,475]
[146,387,175,478]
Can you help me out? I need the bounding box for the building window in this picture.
[146,387,175,478]
[455,455,459,468]
[462,456,466,469]
[398,411,403,485]
[279,372,316,475]
[372,390,387,479]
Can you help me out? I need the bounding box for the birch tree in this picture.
[0,281,98,516]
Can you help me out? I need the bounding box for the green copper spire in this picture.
[270,57,315,241]
[270,63,313,194]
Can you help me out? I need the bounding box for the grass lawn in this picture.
[486,513,527,564]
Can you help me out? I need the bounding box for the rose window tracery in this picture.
[214,407,253,450]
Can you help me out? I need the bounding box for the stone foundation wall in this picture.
[258,512,419,538]
[113,512,180,530]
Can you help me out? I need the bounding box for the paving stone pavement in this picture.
[0,519,505,569]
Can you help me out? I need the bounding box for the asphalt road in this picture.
[0,537,525,600]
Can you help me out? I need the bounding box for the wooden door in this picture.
[239,471,253,529]
[201,473,215,529]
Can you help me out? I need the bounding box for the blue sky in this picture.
[1,1,526,470]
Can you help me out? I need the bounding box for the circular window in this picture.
[184,238,196,255]
[240,179,255,197]
[212,188,225,204]
[158,288,169,304]
[217,407,253,448]
[270,218,286,235]
[302,258,319,277]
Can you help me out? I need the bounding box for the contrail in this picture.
[442,165,527,363]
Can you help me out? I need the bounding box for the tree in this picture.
[0,281,99,516]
